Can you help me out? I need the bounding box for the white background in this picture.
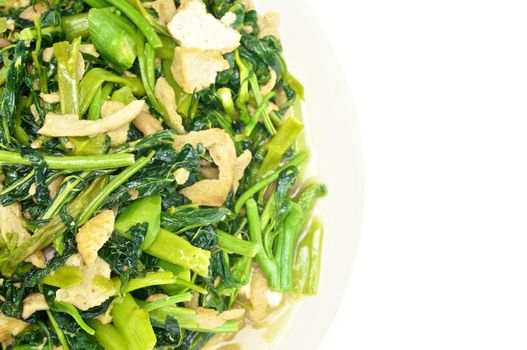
[305,0,527,349]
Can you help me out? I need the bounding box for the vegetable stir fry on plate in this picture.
[0,0,326,348]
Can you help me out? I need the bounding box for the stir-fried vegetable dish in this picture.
[0,0,326,348]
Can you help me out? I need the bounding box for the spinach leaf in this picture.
[8,322,56,349]
[177,331,213,350]
[0,252,72,318]
[154,316,182,347]
[180,225,218,251]
[161,207,231,232]
[102,144,199,209]
[99,223,147,286]
[0,41,29,144]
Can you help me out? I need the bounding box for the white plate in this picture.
[235,1,364,349]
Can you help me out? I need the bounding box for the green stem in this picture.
[79,68,145,117]
[245,90,275,136]
[124,271,175,293]
[248,74,276,135]
[246,199,279,289]
[42,171,90,220]
[111,294,156,350]
[258,116,304,179]
[0,66,7,87]
[53,38,81,115]
[149,305,197,329]
[278,204,303,292]
[62,13,90,40]
[76,151,154,226]
[234,151,309,213]
[293,219,324,295]
[0,169,34,195]
[46,311,70,350]
[137,35,166,121]
[143,293,192,312]
[216,229,258,257]
[51,301,95,335]
[4,177,109,274]
[104,0,162,48]
[0,150,135,170]
[82,0,111,7]
[90,321,128,350]
[145,229,211,277]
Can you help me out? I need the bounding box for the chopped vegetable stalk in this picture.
[258,116,304,178]
[62,13,90,40]
[111,294,156,350]
[82,0,111,8]
[143,293,192,312]
[150,305,198,330]
[0,150,135,170]
[217,87,236,117]
[276,203,303,292]
[88,8,139,72]
[103,0,162,49]
[137,35,164,116]
[90,321,128,350]
[146,229,211,277]
[68,135,109,155]
[124,271,176,292]
[79,68,145,117]
[216,229,259,257]
[54,38,82,115]
[248,74,276,135]
[41,265,82,288]
[246,198,279,289]
[293,219,324,295]
[87,83,114,120]
[115,195,161,249]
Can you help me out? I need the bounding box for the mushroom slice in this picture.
[38,100,145,137]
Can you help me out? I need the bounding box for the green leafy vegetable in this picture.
[0,0,327,348]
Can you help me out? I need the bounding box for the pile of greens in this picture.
[0,0,326,348]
